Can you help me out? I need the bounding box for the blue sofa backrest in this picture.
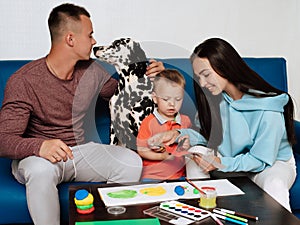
[0,58,288,145]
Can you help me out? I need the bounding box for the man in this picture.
[0,3,164,225]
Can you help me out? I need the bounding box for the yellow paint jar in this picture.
[199,186,217,209]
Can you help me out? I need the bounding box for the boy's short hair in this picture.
[153,69,186,92]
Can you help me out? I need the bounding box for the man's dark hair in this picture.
[48,3,90,42]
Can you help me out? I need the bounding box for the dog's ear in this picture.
[132,42,147,63]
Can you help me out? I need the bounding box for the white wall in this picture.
[0,0,299,119]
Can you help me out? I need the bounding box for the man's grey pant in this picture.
[12,142,142,225]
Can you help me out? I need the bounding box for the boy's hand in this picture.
[172,135,190,157]
[152,146,166,153]
[148,130,180,148]
[148,143,166,153]
[176,135,190,152]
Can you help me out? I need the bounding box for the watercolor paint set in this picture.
[143,200,211,224]
[159,200,211,221]
[143,206,195,225]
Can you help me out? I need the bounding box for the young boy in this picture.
[137,69,191,180]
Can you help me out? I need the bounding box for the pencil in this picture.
[185,177,206,196]
[216,208,258,221]
[210,213,224,225]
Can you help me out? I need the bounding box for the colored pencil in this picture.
[216,208,258,221]
[210,213,224,225]
[213,213,248,225]
[213,209,248,223]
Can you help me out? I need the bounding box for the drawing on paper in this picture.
[107,190,138,199]
[139,186,167,196]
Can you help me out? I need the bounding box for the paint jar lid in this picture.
[107,206,126,215]
[201,186,217,197]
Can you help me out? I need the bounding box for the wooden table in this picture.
[69,177,300,225]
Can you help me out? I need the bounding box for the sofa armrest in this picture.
[290,120,300,212]
[293,120,300,155]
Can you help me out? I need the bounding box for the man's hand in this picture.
[39,139,74,163]
[146,59,164,80]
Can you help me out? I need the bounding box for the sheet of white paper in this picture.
[178,179,245,198]
[98,179,244,207]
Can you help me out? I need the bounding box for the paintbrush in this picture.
[185,177,207,196]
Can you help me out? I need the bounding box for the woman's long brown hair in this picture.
[191,38,296,148]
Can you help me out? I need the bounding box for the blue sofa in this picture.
[0,58,300,224]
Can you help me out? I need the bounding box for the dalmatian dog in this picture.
[93,38,154,150]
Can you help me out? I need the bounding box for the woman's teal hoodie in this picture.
[180,92,293,173]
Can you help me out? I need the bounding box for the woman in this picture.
[150,38,296,211]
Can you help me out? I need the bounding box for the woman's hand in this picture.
[146,59,164,80]
[193,154,221,172]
